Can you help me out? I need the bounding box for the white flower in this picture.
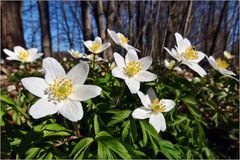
[83,54,105,62]
[132,88,175,132]
[164,59,182,72]
[68,49,86,59]
[164,33,207,77]
[107,29,140,52]
[83,36,111,54]
[21,57,102,122]
[112,49,157,93]
[208,56,238,81]
[3,46,43,62]
[223,51,234,60]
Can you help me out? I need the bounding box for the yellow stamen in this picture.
[18,50,29,61]
[183,46,198,60]
[46,78,73,103]
[216,58,229,69]
[118,34,129,44]
[151,98,166,113]
[124,61,143,77]
[90,41,101,53]
[167,60,176,69]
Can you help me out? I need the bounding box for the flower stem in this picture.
[72,122,81,137]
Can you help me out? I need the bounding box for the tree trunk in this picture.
[1,1,25,58]
[38,1,52,57]
[105,1,114,59]
[97,0,106,40]
[209,1,228,55]
[81,1,93,41]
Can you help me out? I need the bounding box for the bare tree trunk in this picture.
[183,1,193,37]
[82,1,93,40]
[128,1,134,42]
[209,1,228,55]
[97,0,106,40]
[38,1,52,57]
[1,1,25,57]
[105,1,114,59]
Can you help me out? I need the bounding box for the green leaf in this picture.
[70,137,94,158]
[25,147,41,159]
[94,114,100,135]
[95,131,112,138]
[97,136,131,159]
[122,120,130,140]
[107,110,131,127]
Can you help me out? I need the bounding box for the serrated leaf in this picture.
[70,137,94,157]
[107,110,131,127]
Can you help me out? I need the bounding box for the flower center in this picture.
[216,58,229,69]
[151,98,166,113]
[18,50,29,61]
[124,61,143,77]
[183,46,198,60]
[167,60,176,69]
[91,42,101,53]
[118,34,129,44]
[45,78,73,103]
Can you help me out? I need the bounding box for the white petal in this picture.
[69,84,102,101]
[139,56,152,70]
[43,57,66,84]
[135,71,157,82]
[112,66,126,79]
[124,44,140,52]
[208,56,219,70]
[220,69,236,76]
[125,78,140,94]
[67,62,89,84]
[27,48,38,54]
[184,62,207,77]
[161,99,175,112]
[3,49,17,57]
[164,47,180,61]
[107,29,120,44]
[101,43,111,51]
[29,53,43,61]
[175,33,185,51]
[59,99,83,122]
[29,98,58,119]
[6,57,20,61]
[137,91,151,108]
[125,49,138,64]
[132,107,151,119]
[95,36,102,45]
[21,77,48,97]
[83,40,93,51]
[147,88,157,101]
[113,52,126,68]
[149,113,166,132]
[14,46,25,53]
[183,38,192,49]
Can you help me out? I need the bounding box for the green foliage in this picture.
[1,61,239,159]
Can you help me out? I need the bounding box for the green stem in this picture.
[72,122,80,137]
[116,83,126,105]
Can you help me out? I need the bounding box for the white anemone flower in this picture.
[107,29,140,52]
[21,57,102,122]
[83,54,105,62]
[112,49,157,93]
[164,33,207,77]
[132,88,175,132]
[208,56,238,81]
[164,59,182,72]
[3,46,43,62]
[83,36,111,54]
[68,49,86,59]
[223,51,234,60]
